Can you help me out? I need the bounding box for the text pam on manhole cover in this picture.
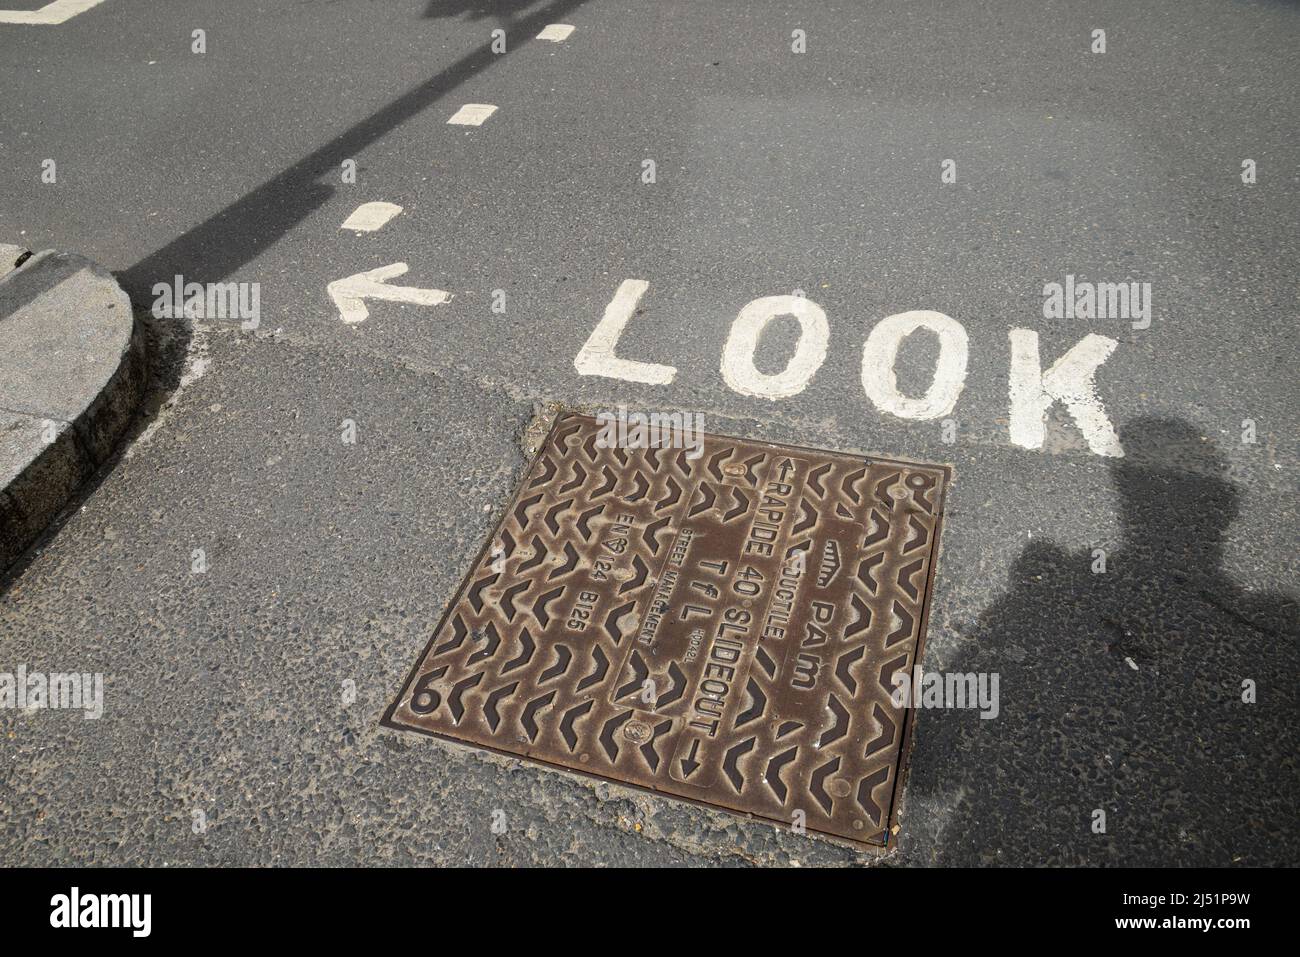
[384,413,949,847]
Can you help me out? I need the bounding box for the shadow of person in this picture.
[904,416,1298,865]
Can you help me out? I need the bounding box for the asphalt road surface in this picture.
[1,0,1297,866]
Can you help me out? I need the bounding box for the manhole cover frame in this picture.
[382,411,951,851]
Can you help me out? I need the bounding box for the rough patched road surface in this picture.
[0,0,1296,867]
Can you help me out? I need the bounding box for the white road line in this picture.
[536,24,575,42]
[1008,330,1123,457]
[127,325,210,459]
[447,104,498,126]
[721,295,828,400]
[573,279,677,385]
[327,262,452,325]
[861,310,969,420]
[341,201,403,233]
[0,0,108,25]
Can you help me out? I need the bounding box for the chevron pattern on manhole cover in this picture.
[383,412,950,848]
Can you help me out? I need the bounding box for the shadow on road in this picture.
[907,416,1298,865]
[118,0,590,303]
[0,301,193,593]
[422,0,550,21]
[3,0,590,591]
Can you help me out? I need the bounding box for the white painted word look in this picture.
[573,279,1123,458]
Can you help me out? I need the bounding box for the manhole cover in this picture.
[383,412,950,848]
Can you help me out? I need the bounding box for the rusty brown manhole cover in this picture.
[383,413,950,847]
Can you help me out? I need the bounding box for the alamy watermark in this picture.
[595,405,704,460]
[891,666,999,719]
[1,665,104,719]
[50,887,150,937]
[152,274,260,330]
[1042,274,1151,329]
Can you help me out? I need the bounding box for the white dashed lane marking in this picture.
[312,14,1125,459]
[537,24,575,42]
[341,202,403,233]
[0,0,108,24]
[447,104,498,126]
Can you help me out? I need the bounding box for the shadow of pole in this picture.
[0,1,591,592]
[119,0,591,303]
[422,0,555,22]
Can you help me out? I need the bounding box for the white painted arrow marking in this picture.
[327,262,452,325]
[0,0,108,25]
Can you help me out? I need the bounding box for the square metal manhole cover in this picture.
[384,412,950,848]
